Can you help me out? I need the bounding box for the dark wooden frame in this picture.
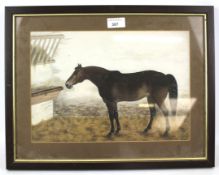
[5,5,215,170]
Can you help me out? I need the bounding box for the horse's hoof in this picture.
[138,131,146,136]
[143,127,150,133]
[106,132,114,138]
[143,129,147,133]
[162,131,169,137]
[114,131,120,136]
[114,129,120,135]
[142,131,150,136]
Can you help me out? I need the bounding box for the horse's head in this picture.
[65,64,84,89]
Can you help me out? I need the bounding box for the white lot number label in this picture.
[107,17,126,28]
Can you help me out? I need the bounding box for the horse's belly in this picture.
[112,85,150,101]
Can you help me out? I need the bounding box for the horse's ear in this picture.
[78,64,82,68]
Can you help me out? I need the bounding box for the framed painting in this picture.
[5,6,215,169]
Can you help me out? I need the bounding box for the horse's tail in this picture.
[166,74,178,116]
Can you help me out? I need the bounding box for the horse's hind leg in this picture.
[143,96,156,133]
[151,88,170,136]
[159,103,170,136]
[157,95,170,136]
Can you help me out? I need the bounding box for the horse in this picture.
[65,64,178,137]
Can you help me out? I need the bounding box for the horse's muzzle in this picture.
[65,82,73,89]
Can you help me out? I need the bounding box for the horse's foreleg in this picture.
[144,96,156,133]
[111,102,120,134]
[114,111,121,135]
[105,102,120,137]
[105,102,115,137]
[108,112,115,137]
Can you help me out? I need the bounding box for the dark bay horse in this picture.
[65,64,178,137]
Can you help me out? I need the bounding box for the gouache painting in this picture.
[30,31,194,142]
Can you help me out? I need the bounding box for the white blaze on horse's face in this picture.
[65,66,84,89]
